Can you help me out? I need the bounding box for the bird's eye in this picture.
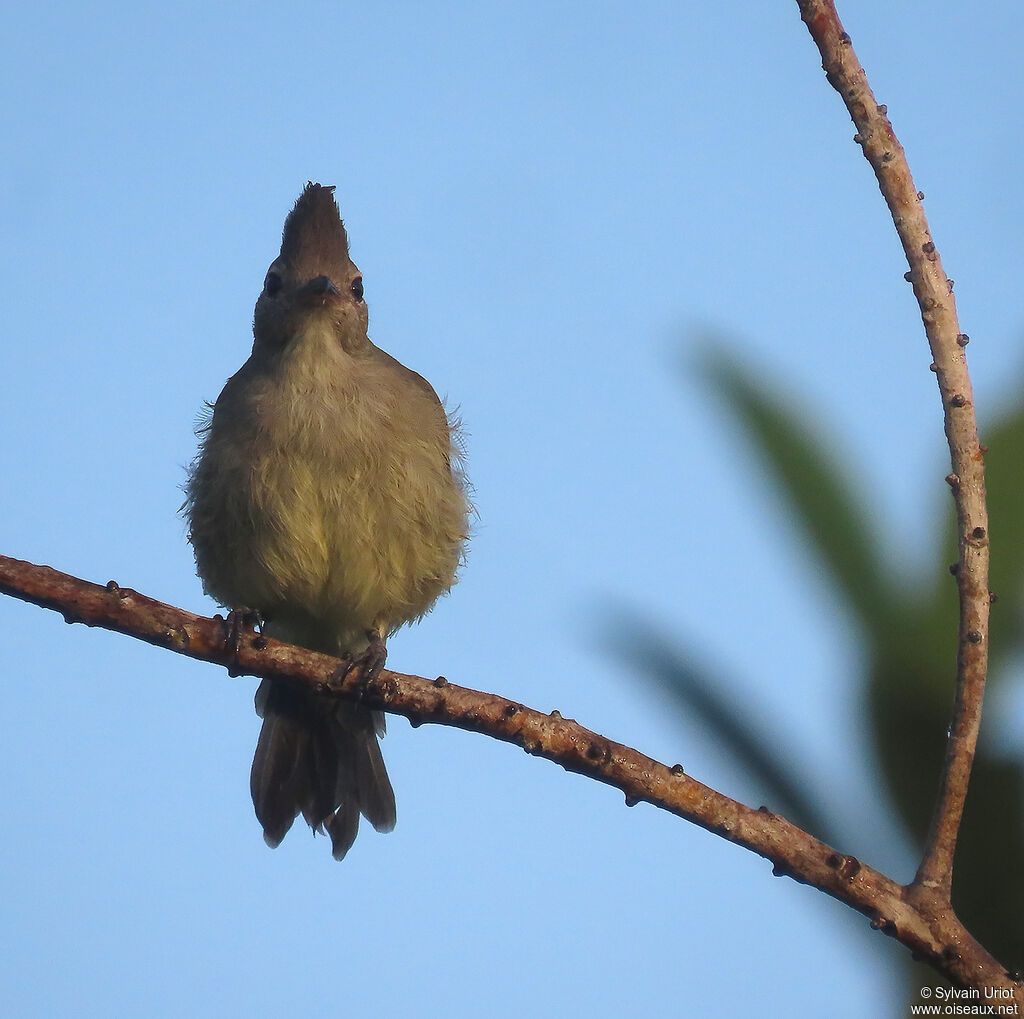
[264,271,282,296]
[351,277,364,302]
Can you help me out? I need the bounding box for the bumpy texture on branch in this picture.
[0,552,1017,1000]
[797,0,991,905]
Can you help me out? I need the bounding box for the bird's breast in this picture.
[212,351,464,643]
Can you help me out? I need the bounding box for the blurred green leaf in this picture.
[697,344,900,641]
[604,609,838,844]
[611,342,1024,985]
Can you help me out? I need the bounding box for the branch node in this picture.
[164,626,191,651]
[826,853,862,880]
[870,914,897,936]
[957,333,970,346]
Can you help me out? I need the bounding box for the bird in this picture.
[184,182,469,859]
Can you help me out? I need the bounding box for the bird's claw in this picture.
[330,629,388,698]
[222,608,264,676]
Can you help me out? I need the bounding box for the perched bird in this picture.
[185,183,469,859]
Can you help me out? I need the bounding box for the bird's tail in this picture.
[250,678,397,860]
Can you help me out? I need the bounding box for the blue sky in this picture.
[2,3,1022,1016]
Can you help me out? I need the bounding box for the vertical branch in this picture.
[795,0,989,901]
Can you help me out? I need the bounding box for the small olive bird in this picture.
[185,183,469,860]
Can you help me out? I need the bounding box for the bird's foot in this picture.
[221,608,264,677]
[330,629,388,697]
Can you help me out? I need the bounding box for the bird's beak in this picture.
[302,275,340,299]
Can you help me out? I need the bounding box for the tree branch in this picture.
[0,2,1005,1003]
[796,0,991,906]
[0,551,1019,1000]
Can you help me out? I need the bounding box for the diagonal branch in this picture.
[0,551,1019,1001]
[0,2,1003,1001]
[796,0,990,905]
